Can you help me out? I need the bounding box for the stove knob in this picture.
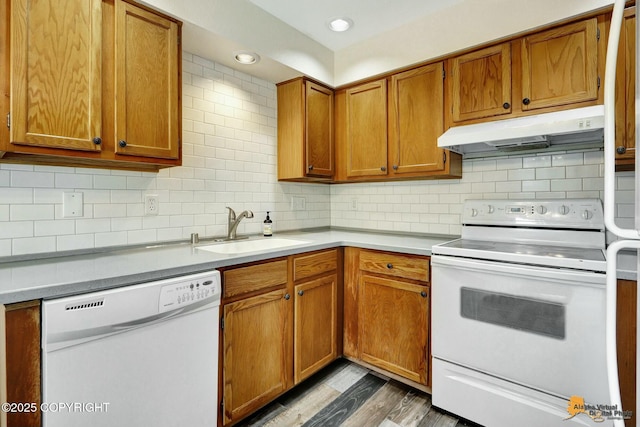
[582,210,593,220]
[536,205,547,215]
[558,205,570,215]
[471,208,478,217]
[485,205,494,214]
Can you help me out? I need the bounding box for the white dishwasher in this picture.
[42,270,221,427]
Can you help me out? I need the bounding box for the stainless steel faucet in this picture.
[226,207,254,240]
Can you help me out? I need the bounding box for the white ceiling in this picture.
[143,0,614,86]
[248,0,464,51]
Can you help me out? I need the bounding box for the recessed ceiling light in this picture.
[328,17,353,32]
[233,51,260,65]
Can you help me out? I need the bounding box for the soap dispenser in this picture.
[263,212,273,237]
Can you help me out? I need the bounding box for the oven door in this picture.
[431,254,608,404]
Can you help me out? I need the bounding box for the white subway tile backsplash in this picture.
[57,234,94,251]
[10,205,55,221]
[507,168,535,181]
[523,155,551,169]
[11,171,54,188]
[12,236,56,255]
[552,152,584,166]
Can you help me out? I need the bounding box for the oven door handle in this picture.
[431,255,605,285]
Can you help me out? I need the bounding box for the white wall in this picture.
[0,53,330,257]
[0,53,633,257]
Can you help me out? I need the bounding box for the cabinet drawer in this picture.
[223,259,288,298]
[359,250,429,282]
[293,249,338,282]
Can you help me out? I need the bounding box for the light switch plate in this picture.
[63,192,83,218]
[291,196,306,211]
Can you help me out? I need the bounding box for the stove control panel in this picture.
[462,199,604,230]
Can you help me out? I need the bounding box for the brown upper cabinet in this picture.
[447,17,603,127]
[615,7,636,170]
[334,68,461,182]
[339,79,389,179]
[1,0,181,171]
[388,62,457,178]
[449,43,512,123]
[277,78,334,181]
[520,19,599,111]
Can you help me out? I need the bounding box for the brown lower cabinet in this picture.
[4,301,41,427]
[344,247,431,389]
[220,249,342,426]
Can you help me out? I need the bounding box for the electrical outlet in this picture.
[145,194,159,215]
[350,198,358,211]
[291,196,306,211]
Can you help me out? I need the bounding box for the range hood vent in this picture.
[438,105,604,158]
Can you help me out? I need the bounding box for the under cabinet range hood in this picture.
[437,105,605,158]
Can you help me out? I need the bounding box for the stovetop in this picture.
[432,238,607,272]
[432,199,607,272]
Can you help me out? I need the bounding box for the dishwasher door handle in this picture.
[45,298,216,352]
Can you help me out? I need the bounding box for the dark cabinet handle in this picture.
[387,263,393,269]
[392,165,398,170]
[118,140,127,148]
[284,293,291,300]
[380,166,387,172]
[502,102,510,109]
[92,137,102,145]
[522,98,531,105]
[616,146,627,155]
[308,165,314,171]
[420,291,427,298]
[298,290,304,296]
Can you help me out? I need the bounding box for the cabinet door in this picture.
[114,1,180,159]
[449,43,512,122]
[5,301,41,427]
[358,275,429,385]
[294,274,337,384]
[389,63,445,175]
[305,81,334,177]
[345,80,388,177]
[520,18,599,111]
[615,8,636,168]
[10,0,102,152]
[223,289,291,425]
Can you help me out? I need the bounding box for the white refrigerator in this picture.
[605,2,640,427]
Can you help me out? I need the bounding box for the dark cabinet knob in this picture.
[616,146,627,155]
[387,263,393,269]
[92,137,102,145]
[308,165,314,171]
[392,165,399,170]
[502,102,510,109]
[380,166,387,172]
[298,290,304,296]
[284,293,291,300]
[522,98,531,105]
[420,291,427,298]
[118,140,127,148]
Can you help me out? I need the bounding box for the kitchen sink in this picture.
[196,238,310,255]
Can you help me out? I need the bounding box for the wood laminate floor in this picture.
[235,359,481,427]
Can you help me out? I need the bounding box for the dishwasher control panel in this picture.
[158,271,221,313]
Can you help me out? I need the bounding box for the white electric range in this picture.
[431,199,610,427]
